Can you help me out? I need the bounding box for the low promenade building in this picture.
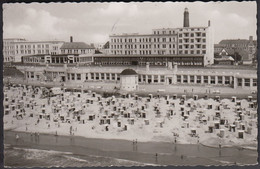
[21,62,257,90]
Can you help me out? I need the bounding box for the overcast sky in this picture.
[3,1,257,44]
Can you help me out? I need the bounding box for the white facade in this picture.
[3,38,26,62]
[109,25,214,66]
[120,75,138,91]
[3,39,65,62]
[14,41,64,62]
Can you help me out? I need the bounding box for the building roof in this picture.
[214,44,225,48]
[3,67,24,77]
[60,42,95,49]
[215,56,234,61]
[219,39,250,45]
[103,41,110,49]
[121,69,137,75]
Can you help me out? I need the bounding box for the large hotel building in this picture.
[94,8,214,67]
[6,8,214,67]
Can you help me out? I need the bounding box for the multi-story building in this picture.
[3,39,65,62]
[14,40,64,62]
[3,38,26,62]
[95,8,214,67]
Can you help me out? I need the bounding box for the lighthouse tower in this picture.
[183,8,189,27]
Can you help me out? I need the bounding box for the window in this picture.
[253,79,257,86]
[96,73,99,80]
[31,72,34,78]
[210,76,215,84]
[190,76,194,83]
[106,73,110,80]
[179,34,182,37]
[225,76,230,85]
[177,75,181,83]
[154,75,158,83]
[245,78,250,86]
[204,76,208,83]
[112,74,115,80]
[237,78,242,86]
[197,76,201,83]
[86,74,88,80]
[160,75,165,82]
[77,74,81,80]
[218,76,222,84]
[71,74,75,80]
[143,75,146,82]
[183,75,188,83]
[90,73,94,80]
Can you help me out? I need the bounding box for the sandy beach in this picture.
[3,83,258,149]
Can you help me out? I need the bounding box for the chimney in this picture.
[208,20,211,27]
[70,36,73,43]
[249,36,253,41]
[183,8,189,27]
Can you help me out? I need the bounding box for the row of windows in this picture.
[138,75,165,83]
[111,44,176,50]
[179,38,206,43]
[19,44,49,49]
[110,50,178,55]
[61,49,93,54]
[111,37,176,43]
[177,75,233,85]
[153,30,176,35]
[237,78,257,87]
[179,50,206,55]
[20,50,50,55]
[179,32,206,37]
[179,44,206,49]
[152,28,207,35]
[179,28,206,32]
[3,46,15,50]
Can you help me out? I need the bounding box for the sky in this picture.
[3,1,257,44]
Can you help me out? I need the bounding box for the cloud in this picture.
[4,7,77,40]
[227,13,249,27]
[91,33,109,43]
[98,3,139,17]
